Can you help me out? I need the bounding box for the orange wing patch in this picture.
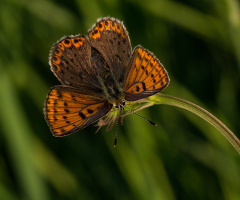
[89,18,124,40]
[44,86,112,136]
[125,45,170,101]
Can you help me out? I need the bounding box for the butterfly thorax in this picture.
[98,68,125,106]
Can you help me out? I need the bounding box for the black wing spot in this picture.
[52,57,58,62]
[64,108,70,113]
[79,111,86,119]
[87,109,94,114]
[159,74,163,78]
[142,82,146,91]
[55,49,60,55]
[145,70,149,76]
[64,39,70,44]
[136,85,140,92]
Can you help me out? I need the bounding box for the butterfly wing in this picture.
[49,35,103,93]
[88,17,132,83]
[44,86,112,136]
[124,45,170,101]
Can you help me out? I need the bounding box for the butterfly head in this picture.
[113,99,125,109]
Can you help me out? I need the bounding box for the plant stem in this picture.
[154,93,240,155]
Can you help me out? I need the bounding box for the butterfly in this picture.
[44,17,170,145]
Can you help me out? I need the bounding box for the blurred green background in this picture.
[1,0,240,199]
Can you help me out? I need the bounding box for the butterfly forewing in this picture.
[44,86,112,136]
[88,17,132,82]
[49,35,102,93]
[125,45,169,101]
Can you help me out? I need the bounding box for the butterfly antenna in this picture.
[114,108,122,147]
[124,106,157,126]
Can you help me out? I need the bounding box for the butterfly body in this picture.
[44,17,169,137]
[97,62,125,106]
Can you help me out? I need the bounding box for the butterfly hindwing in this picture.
[44,86,112,136]
[88,17,132,83]
[125,45,170,101]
